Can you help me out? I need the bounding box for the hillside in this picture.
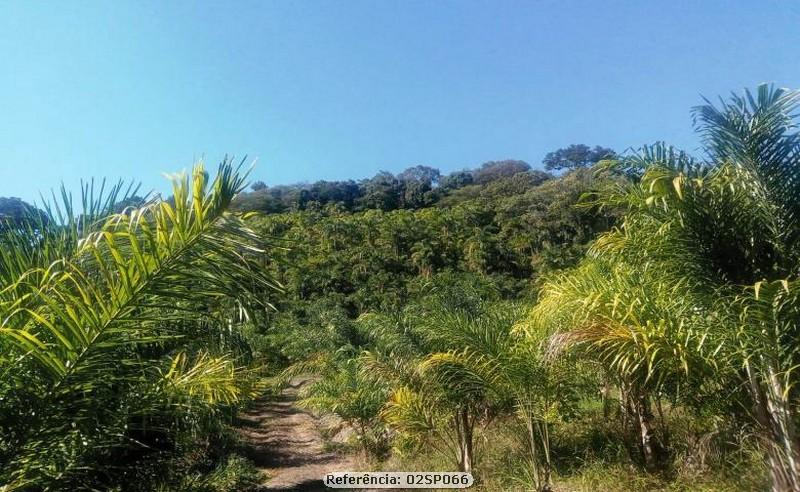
[232,160,621,370]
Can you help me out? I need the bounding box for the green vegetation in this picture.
[0,163,275,491]
[3,84,799,491]
[528,85,800,490]
[255,86,794,491]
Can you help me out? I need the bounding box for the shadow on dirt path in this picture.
[236,378,357,491]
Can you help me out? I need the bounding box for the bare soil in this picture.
[236,378,358,491]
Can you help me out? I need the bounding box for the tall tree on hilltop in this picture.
[542,144,616,171]
[473,160,531,184]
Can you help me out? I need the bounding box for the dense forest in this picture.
[2,86,800,491]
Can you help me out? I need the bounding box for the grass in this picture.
[357,405,768,492]
[151,454,262,492]
[142,425,264,492]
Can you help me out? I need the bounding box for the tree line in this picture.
[232,143,614,215]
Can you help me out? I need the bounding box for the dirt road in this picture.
[236,379,358,491]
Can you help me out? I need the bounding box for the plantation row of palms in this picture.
[288,85,800,491]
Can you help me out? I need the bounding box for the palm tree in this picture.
[525,258,714,470]
[357,276,568,486]
[0,160,281,490]
[423,304,578,492]
[526,85,800,490]
[356,284,504,476]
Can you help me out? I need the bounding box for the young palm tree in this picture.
[0,160,281,490]
[355,289,502,475]
[527,85,800,490]
[422,304,579,492]
[274,349,391,458]
[358,278,562,482]
[526,258,715,470]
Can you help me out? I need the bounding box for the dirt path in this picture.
[236,378,358,491]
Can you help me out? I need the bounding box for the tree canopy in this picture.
[542,144,616,171]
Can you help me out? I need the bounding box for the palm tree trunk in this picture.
[601,378,612,419]
[538,420,553,492]
[747,361,800,491]
[632,391,661,470]
[525,416,541,489]
[358,421,369,458]
[655,396,670,450]
[461,408,474,475]
[619,381,632,435]
[454,407,474,474]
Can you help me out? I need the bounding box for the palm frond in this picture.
[0,158,282,487]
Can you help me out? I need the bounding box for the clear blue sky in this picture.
[1,0,799,202]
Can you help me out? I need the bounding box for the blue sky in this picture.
[1,0,799,203]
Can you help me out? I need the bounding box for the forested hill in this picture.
[231,148,623,367]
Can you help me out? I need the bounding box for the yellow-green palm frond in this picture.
[0,159,281,386]
[525,257,718,391]
[161,351,245,406]
[0,159,281,487]
[420,349,505,402]
[380,386,438,435]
